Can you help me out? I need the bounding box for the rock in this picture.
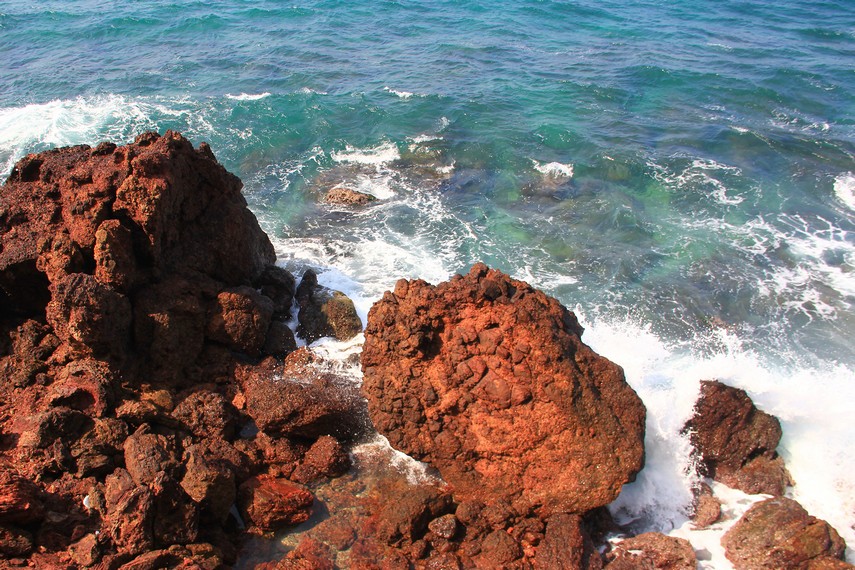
[722,497,847,569]
[292,435,352,484]
[180,445,236,524]
[605,532,696,570]
[207,286,274,356]
[364,478,453,547]
[255,265,297,318]
[171,390,238,441]
[0,524,34,557]
[691,483,721,529]
[68,532,101,567]
[237,476,314,531]
[240,351,368,440]
[684,380,791,495]
[151,471,199,546]
[361,263,646,514]
[536,514,603,569]
[0,471,44,525]
[46,273,132,358]
[71,417,129,477]
[94,219,137,291]
[48,358,115,417]
[123,429,181,486]
[808,557,855,569]
[105,484,155,557]
[0,319,57,387]
[263,319,298,358]
[429,514,460,540]
[323,187,377,206]
[296,269,362,343]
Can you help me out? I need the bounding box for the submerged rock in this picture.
[361,263,646,515]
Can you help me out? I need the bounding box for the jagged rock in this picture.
[296,269,362,343]
[93,218,137,292]
[255,265,297,318]
[536,514,603,569]
[48,358,115,417]
[292,436,352,484]
[0,524,34,557]
[207,286,274,356]
[722,497,847,569]
[238,476,314,531]
[605,533,696,569]
[123,429,181,486]
[691,483,721,529]
[323,187,377,206]
[171,390,238,441]
[150,471,199,547]
[684,380,791,495]
[180,445,236,524]
[361,263,646,515]
[240,351,368,440]
[0,471,44,525]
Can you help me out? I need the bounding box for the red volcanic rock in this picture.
[723,497,847,569]
[123,429,180,486]
[180,445,236,524]
[323,187,377,206]
[605,533,696,570]
[240,351,368,440]
[361,263,646,515]
[171,390,239,441]
[207,286,274,356]
[685,380,791,495]
[536,514,603,569]
[48,358,115,417]
[238,476,314,531]
[292,435,352,484]
[0,470,45,525]
[93,218,137,292]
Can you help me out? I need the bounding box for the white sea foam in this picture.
[834,172,855,211]
[532,159,574,179]
[331,141,400,166]
[383,86,424,99]
[225,92,271,101]
[650,157,745,206]
[352,434,440,485]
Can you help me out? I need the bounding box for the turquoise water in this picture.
[2,0,855,562]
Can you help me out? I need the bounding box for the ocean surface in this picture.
[2,0,854,566]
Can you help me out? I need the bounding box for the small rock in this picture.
[238,476,314,531]
[606,532,696,570]
[323,187,377,206]
[428,514,459,540]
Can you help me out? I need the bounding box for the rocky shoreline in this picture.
[0,132,850,569]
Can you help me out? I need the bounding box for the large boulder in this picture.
[361,263,646,515]
[684,380,791,495]
[722,497,847,569]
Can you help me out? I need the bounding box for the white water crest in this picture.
[225,92,272,101]
[331,141,401,166]
[532,159,574,179]
[835,172,855,211]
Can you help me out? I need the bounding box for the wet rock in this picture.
[238,476,314,531]
[691,483,721,529]
[296,269,362,343]
[240,352,368,440]
[366,479,453,546]
[264,319,298,358]
[605,532,696,570]
[722,497,847,569]
[361,263,646,515]
[207,286,274,356]
[684,380,791,496]
[292,435,352,484]
[278,537,335,570]
[323,187,377,206]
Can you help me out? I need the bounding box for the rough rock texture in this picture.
[722,497,847,569]
[0,133,357,568]
[240,350,369,441]
[296,269,363,344]
[238,476,314,532]
[323,187,377,206]
[605,533,697,570]
[684,380,791,495]
[361,263,646,515]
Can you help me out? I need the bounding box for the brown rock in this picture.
[536,513,603,569]
[151,471,199,546]
[429,514,460,540]
[361,263,646,514]
[684,380,790,495]
[46,273,132,358]
[180,445,236,524]
[171,390,238,441]
[292,435,351,484]
[123,429,180,486]
[364,478,453,547]
[93,219,136,291]
[105,484,155,556]
[263,319,298,358]
[240,352,368,440]
[691,484,721,529]
[238,476,314,531]
[207,286,274,356]
[296,269,362,343]
[0,524,33,557]
[0,319,57,387]
[48,358,115,417]
[323,187,377,206]
[0,471,44,525]
[808,557,855,569]
[606,532,696,570]
[722,497,847,569]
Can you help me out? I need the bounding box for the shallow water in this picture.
[2,0,855,564]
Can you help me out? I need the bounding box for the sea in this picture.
[1,0,854,566]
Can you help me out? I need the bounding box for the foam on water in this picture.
[532,159,574,179]
[835,172,855,211]
[331,141,401,166]
[225,92,271,101]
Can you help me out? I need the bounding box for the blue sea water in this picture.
[2,0,855,565]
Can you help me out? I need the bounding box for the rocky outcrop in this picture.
[723,497,847,569]
[684,380,791,495]
[0,133,356,568]
[361,263,646,516]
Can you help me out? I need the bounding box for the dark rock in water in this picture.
[361,263,646,515]
[239,351,368,440]
[323,186,377,206]
[605,532,696,570]
[684,380,791,495]
[296,269,362,343]
[722,497,847,569]
[237,475,314,531]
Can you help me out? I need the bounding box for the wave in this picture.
[331,141,401,166]
[225,92,272,101]
[835,172,855,211]
[532,159,574,179]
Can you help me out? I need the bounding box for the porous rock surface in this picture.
[684,380,791,495]
[361,263,646,515]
